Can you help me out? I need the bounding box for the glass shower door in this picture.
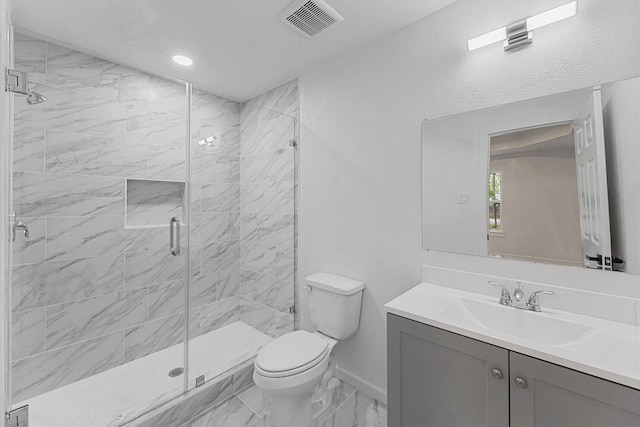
[186,84,298,394]
[7,30,192,426]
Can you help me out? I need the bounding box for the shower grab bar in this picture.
[170,217,181,256]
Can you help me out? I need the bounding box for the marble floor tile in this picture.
[126,104,186,146]
[315,392,357,427]
[237,385,270,419]
[13,171,125,217]
[12,307,46,360]
[46,216,148,261]
[45,129,147,178]
[11,253,124,312]
[356,393,387,427]
[45,288,148,349]
[47,42,149,104]
[14,82,127,140]
[12,331,124,402]
[184,396,262,427]
[14,33,46,84]
[13,126,45,172]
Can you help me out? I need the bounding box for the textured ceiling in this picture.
[11,0,457,100]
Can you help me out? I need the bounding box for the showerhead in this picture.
[26,91,46,105]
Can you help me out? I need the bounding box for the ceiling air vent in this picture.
[279,0,344,38]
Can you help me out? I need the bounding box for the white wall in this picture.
[299,0,640,399]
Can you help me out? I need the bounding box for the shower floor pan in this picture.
[16,321,272,427]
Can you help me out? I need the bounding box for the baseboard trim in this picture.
[334,367,387,406]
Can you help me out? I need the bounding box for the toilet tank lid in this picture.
[305,272,365,295]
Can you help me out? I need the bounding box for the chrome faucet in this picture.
[527,290,555,312]
[488,281,554,312]
[488,281,512,306]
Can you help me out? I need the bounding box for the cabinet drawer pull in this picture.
[514,377,528,389]
[491,368,503,380]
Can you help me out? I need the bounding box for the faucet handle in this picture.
[488,281,512,306]
[527,290,554,312]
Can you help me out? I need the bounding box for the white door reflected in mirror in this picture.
[422,77,639,274]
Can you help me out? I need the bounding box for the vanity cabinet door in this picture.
[510,352,640,427]
[388,314,509,427]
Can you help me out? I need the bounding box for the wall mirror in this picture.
[422,76,639,274]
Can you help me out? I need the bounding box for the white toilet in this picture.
[253,272,365,427]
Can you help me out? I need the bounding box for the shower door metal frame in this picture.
[1,16,14,420]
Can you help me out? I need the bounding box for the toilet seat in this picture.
[255,330,329,378]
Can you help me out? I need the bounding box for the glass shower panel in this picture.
[186,85,297,391]
[8,31,191,426]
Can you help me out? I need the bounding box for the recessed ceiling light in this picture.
[172,55,193,66]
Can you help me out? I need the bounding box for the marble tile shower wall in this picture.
[9,33,248,403]
[237,80,298,339]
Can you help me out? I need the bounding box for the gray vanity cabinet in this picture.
[510,352,640,427]
[388,313,640,427]
[387,314,509,427]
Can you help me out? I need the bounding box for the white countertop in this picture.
[385,282,640,390]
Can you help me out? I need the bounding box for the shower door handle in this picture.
[11,211,29,241]
[169,217,181,256]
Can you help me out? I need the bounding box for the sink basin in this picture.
[452,298,594,346]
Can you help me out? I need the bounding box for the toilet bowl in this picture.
[253,273,365,427]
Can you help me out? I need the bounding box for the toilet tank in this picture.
[306,273,365,340]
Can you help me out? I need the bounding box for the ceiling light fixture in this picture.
[467,1,577,52]
[172,55,193,66]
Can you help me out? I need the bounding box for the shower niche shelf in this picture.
[125,178,185,229]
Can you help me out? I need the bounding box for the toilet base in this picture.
[268,391,313,427]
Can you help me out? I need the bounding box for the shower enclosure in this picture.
[2,27,298,426]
